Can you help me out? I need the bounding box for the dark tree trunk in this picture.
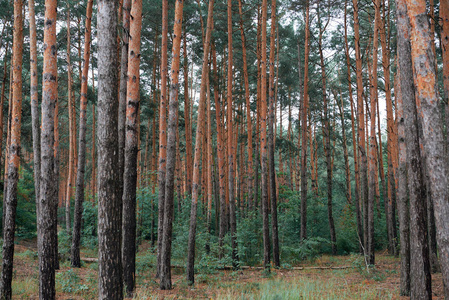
[97,0,123,297]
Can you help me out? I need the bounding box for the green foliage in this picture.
[58,230,71,263]
[56,269,88,293]
[81,200,98,250]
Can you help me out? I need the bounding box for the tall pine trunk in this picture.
[39,0,58,296]
[29,0,40,236]
[395,51,410,295]
[122,0,143,294]
[317,1,336,255]
[352,0,368,252]
[268,0,280,267]
[0,0,23,297]
[260,0,271,269]
[186,0,214,284]
[160,0,184,289]
[300,0,310,241]
[97,0,123,296]
[71,0,94,268]
[118,0,131,238]
[406,0,449,296]
[238,0,254,210]
[156,0,168,278]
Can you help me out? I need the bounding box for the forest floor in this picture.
[11,239,445,299]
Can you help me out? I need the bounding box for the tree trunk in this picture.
[186,0,214,284]
[406,0,449,296]
[118,0,131,235]
[238,0,253,211]
[442,0,449,156]
[395,60,410,296]
[53,91,60,271]
[317,1,336,255]
[336,90,351,206]
[39,0,58,297]
[367,0,380,265]
[184,31,193,197]
[71,0,94,268]
[121,0,142,294]
[260,0,271,269]
[0,0,23,298]
[29,0,40,235]
[352,0,368,252]
[380,0,397,256]
[97,0,123,296]
[212,44,226,259]
[300,0,310,241]
[344,0,362,251]
[91,103,96,197]
[65,9,76,234]
[226,0,238,269]
[268,0,279,267]
[156,0,168,278]
[160,0,184,290]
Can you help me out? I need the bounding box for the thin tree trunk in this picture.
[300,0,310,241]
[226,0,238,268]
[160,0,184,290]
[238,0,253,211]
[97,0,123,296]
[268,0,279,267]
[260,0,271,269]
[91,62,96,197]
[184,31,193,197]
[335,90,352,206]
[212,43,226,258]
[29,0,40,232]
[186,0,214,284]
[71,0,94,268]
[156,0,168,278]
[65,10,75,234]
[0,0,23,297]
[380,0,397,256]
[367,0,381,265]
[91,103,96,196]
[352,0,368,252]
[118,0,131,233]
